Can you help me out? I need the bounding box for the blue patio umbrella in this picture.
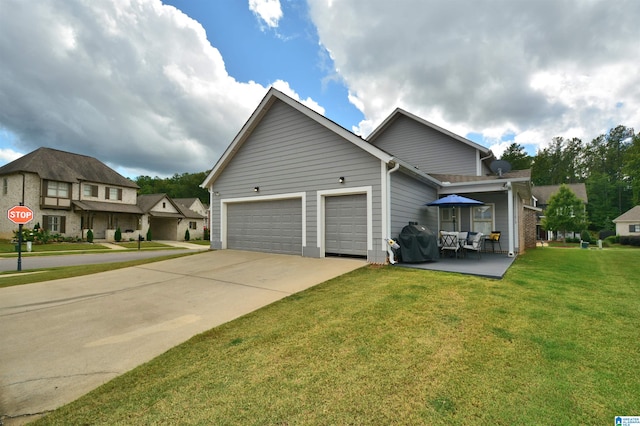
[426,194,484,230]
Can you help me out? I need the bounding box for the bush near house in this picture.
[146,228,152,242]
[184,229,190,241]
[115,227,122,242]
[86,229,94,243]
[620,235,640,246]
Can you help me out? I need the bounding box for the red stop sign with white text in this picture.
[8,205,34,225]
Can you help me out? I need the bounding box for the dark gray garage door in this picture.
[325,194,367,257]
[227,199,302,255]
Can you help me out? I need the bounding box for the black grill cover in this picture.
[397,224,439,262]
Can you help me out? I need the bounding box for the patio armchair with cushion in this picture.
[463,232,484,259]
[486,231,502,252]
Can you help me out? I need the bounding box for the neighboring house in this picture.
[174,197,210,232]
[531,183,588,240]
[201,88,535,263]
[138,194,206,241]
[0,147,204,242]
[613,205,640,236]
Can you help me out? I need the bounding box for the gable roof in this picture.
[137,193,172,212]
[531,183,588,204]
[366,108,495,160]
[201,88,395,188]
[613,205,640,222]
[0,147,138,188]
[137,194,205,219]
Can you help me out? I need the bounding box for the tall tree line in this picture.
[500,125,640,232]
[135,171,210,205]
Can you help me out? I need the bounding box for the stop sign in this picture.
[8,205,34,225]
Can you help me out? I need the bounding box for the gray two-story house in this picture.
[202,88,535,263]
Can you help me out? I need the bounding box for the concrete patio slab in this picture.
[397,252,516,279]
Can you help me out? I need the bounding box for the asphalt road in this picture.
[0,249,195,273]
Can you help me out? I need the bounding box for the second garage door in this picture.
[227,198,302,255]
[325,194,367,257]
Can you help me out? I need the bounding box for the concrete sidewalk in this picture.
[0,250,366,425]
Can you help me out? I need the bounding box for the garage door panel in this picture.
[227,199,302,255]
[325,194,367,257]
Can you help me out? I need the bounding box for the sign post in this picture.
[8,205,34,271]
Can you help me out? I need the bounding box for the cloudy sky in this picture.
[1,0,638,178]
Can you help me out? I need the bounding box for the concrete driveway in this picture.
[0,250,366,424]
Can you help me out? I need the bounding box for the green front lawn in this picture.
[35,248,639,425]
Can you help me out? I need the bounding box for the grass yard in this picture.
[35,248,639,425]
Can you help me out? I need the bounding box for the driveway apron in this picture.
[0,250,366,424]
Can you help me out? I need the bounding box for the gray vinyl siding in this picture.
[209,99,385,261]
[390,171,438,238]
[371,115,478,175]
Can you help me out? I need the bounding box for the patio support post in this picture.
[506,182,515,257]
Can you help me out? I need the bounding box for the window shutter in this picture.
[42,215,50,231]
[92,185,98,197]
[60,216,66,233]
[105,187,110,199]
[118,188,123,200]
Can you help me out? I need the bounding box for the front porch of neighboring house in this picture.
[79,210,143,241]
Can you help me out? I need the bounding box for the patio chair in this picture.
[486,231,502,252]
[440,231,460,258]
[463,232,484,259]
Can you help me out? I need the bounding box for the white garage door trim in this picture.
[317,186,372,257]
[220,192,306,250]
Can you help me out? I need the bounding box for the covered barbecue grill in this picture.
[397,223,439,263]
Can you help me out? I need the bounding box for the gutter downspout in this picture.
[505,181,515,257]
[386,161,400,263]
[478,152,494,176]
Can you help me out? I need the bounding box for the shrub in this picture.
[580,229,592,243]
[599,230,616,240]
[114,227,122,242]
[184,229,190,241]
[604,235,618,245]
[621,236,640,246]
[203,228,210,241]
[86,229,94,243]
[146,228,152,242]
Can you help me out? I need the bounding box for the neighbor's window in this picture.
[189,221,197,230]
[472,205,494,236]
[105,186,122,200]
[630,224,640,233]
[43,215,66,233]
[46,181,70,198]
[83,184,99,197]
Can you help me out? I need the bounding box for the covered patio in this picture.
[397,252,516,279]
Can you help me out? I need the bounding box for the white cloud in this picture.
[249,0,283,29]
[272,80,325,116]
[308,0,640,152]
[0,0,272,176]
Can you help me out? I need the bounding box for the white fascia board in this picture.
[439,177,531,194]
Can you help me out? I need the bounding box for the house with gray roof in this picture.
[531,183,588,240]
[201,88,536,262]
[0,147,204,242]
[613,205,640,236]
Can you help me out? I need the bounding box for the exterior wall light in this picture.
[253,186,260,192]
[338,177,345,183]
